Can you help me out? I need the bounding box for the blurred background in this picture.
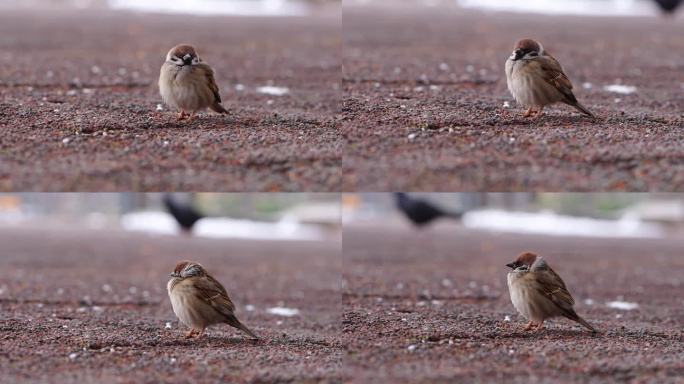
[0,193,340,240]
[343,193,684,238]
[0,0,339,16]
[345,0,681,16]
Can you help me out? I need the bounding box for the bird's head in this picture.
[506,252,539,272]
[510,38,543,61]
[170,260,206,279]
[166,44,201,67]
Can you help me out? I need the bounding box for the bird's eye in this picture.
[528,52,538,57]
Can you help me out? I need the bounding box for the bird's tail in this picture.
[572,314,597,333]
[225,314,259,339]
[569,101,595,118]
[210,103,230,114]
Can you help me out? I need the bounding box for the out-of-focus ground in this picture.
[342,3,684,191]
[0,6,340,191]
[0,227,342,383]
[342,222,684,382]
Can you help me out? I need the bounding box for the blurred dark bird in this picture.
[653,0,681,13]
[395,193,463,227]
[163,194,204,234]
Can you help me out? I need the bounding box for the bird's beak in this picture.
[506,262,516,269]
[512,49,524,61]
[182,54,193,66]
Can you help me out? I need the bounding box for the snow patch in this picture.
[266,307,300,317]
[463,209,662,238]
[256,86,290,96]
[603,84,637,94]
[607,301,639,310]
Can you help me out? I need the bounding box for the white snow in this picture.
[266,307,300,317]
[607,301,639,310]
[107,0,309,17]
[603,84,637,94]
[457,0,657,17]
[462,209,662,239]
[256,86,290,96]
[120,211,322,241]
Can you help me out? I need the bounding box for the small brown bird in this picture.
[506,252,596,332]
[167,260,258,339]
[159,44,229,120]
[505,38,594,119]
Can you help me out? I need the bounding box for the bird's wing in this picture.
[535,54,578,103]
[197,63,222,103]
[192,276,236,315]
[533,268,576,311]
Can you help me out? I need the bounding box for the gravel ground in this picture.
[0,7,341,191]
[0,227,342,383]
[342,222,684,383]
[342,4,684,191]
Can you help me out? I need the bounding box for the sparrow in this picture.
[505,38,594,119]
[506,252,596,332]
[159,44,229,120]
[167,260,258,339]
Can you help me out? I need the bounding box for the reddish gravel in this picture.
[0,7,341,191]
[342,222,684,382]
[0,227,342,383]
[342,4,684,191]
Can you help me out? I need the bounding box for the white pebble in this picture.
[504,315,511,322]
[62,138,70,144]
[156,104,163,111]
[439,62,450,71]
[407,345,416,352]
[245,304,255,311]
[235,84,245,91]
[408,133,416,140]
[503,101,510,108]
[165,322,172,329]
[68,353,78,361]
[101,284,112,293]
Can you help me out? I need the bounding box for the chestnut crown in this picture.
[506,252,538,270]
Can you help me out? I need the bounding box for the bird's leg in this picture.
[184,329,197,338]
[523,107,534,118]
[532,106,545,119]
[523,321,535,331]
[177,110,188,120]
[188,111,196,122]
[197,327,205,338]
[534,320,545,331]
